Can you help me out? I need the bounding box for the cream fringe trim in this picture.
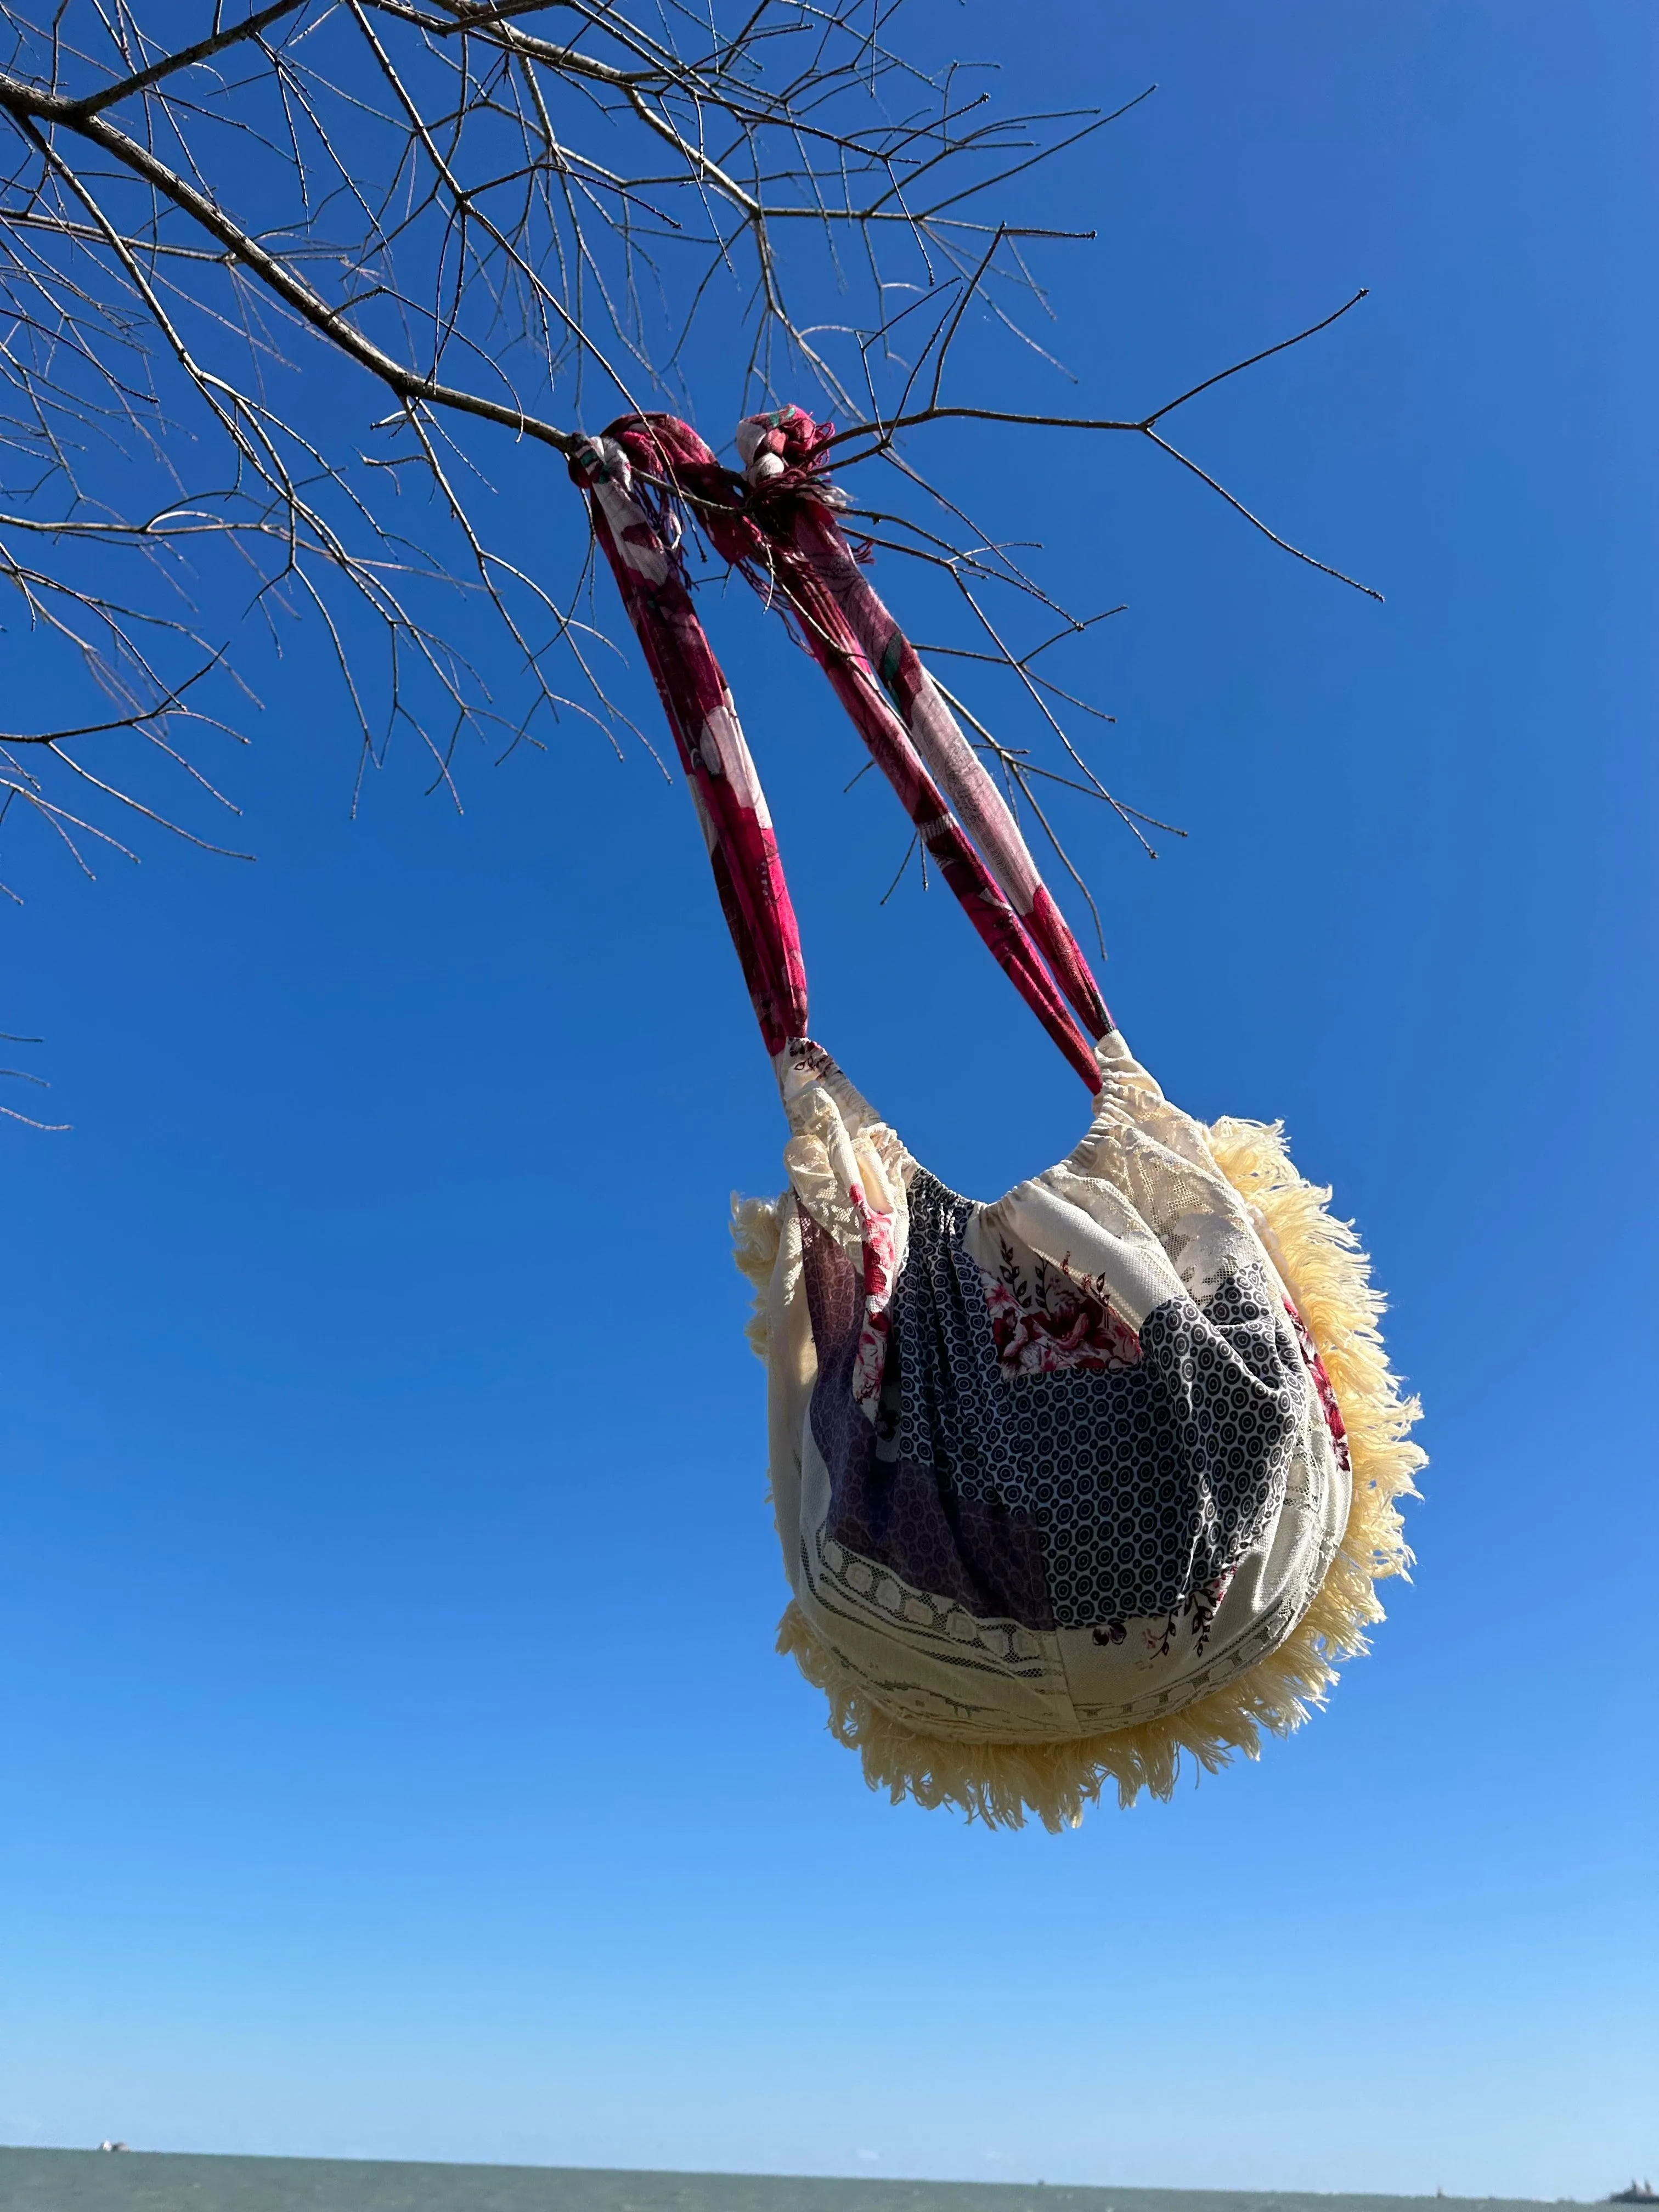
[730,1119,1425,1829]
[730,1194,783,1361]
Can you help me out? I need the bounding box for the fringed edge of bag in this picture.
[730,1193,783,1361]
[738,1118,1425,1830]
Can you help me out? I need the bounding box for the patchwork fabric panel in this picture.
[803,1170,1308,1636]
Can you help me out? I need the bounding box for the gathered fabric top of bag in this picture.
[569,408,1424,1829]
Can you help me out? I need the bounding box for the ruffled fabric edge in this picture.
[729,1115,1425,1829]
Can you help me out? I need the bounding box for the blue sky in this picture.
[2,0,1655,2194]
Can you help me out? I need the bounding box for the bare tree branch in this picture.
[0,0,1375,1054]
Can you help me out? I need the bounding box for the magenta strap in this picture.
[735,407,1110,1042]
[569,433,809,1057]
[732,502,1102,1088]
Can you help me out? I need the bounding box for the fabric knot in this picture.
[597,411,761,567]
[734,404,849,506]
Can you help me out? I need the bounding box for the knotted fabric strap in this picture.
[569,430,809,1056]
[734,405,1111,1042]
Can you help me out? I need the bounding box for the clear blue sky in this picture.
[2,0,1654,2194]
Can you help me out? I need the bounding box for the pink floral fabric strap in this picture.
[568,431,809,1057]
[735,406,1111,1043]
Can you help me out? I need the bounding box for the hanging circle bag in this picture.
[572,410,1424,1829]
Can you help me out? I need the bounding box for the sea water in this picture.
[0,2154,1572,2212]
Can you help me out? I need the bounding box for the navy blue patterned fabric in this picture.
[802,1172,1307,1632]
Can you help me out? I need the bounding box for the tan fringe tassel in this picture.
[730,1193,783,1362]
[737,1120,1425,1829]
